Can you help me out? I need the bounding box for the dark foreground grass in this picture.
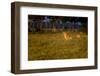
[28,31,88,60]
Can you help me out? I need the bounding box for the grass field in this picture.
[28,31,88,60]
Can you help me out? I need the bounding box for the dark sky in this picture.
[28,15,88,24]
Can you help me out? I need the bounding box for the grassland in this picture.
[28,31,88,60]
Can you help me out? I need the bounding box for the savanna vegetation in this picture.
[28,31,88,60]
[28,15,88,60]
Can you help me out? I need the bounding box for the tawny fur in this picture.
[63,32,72,40]
[76,34,81,38]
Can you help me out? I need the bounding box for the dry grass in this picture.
[28,31,88,60]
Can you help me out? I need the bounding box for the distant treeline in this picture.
[28,15,88,33]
